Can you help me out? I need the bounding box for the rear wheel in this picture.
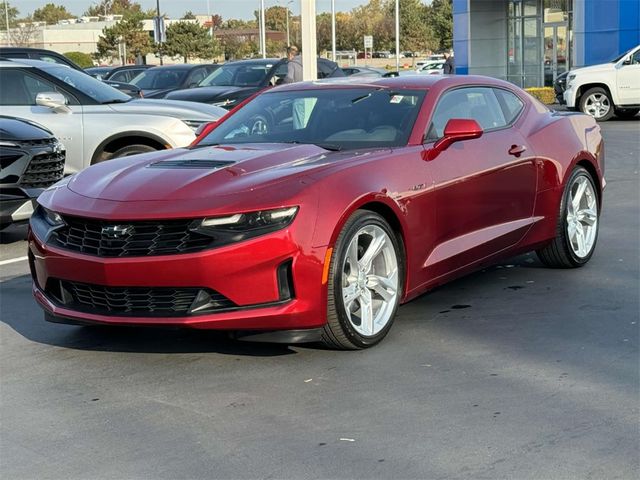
[579,87,614,121]
[537,166,599,268]
[614,108,639,119]
[322,211,403,350]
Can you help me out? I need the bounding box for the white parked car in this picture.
[0,59,226,172]
[564,44,640,121]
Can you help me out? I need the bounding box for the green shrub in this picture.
[63,51,94,69]
[525,87,556,105]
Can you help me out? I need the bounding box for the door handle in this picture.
[508,144,527,157]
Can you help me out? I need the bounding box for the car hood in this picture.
[66,143,365,202]
[166,86,260,103]
[0,117,53,141]
[107,99,227,120]
[570,63,616,76]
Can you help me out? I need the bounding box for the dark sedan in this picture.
[165,58,344,109]
[86,64,152,84]
[130,64,219,98]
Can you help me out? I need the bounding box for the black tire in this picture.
[110,144,158,159]
[614,108,640,119]
[536,166,599,268]
[322,210,404,350]
[579,87,614,122]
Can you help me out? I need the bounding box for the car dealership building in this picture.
[453,0,640,87]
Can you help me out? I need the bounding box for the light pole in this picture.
[331,0,336,62]
[279,0,293,47]
[395,0,400,72]
[156,0,163,65]
[260,0,266,58]
[4,1,10,46]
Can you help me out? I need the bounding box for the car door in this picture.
[0,67,84,171]
[422,86,537,278]
[617,48,640,105]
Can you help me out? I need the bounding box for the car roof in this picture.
[0,58,69,69]
[225,58,282,66]
[269,74,518,92]
[145,64,215,71]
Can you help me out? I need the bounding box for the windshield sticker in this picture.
[390,95,404,104]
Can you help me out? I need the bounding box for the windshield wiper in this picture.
[101,98,131,104]
[283,141,342,151]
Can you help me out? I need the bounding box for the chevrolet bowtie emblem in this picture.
[101,225,132,238]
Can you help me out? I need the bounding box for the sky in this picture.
[16,1,431,21]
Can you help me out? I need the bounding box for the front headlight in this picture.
[42,206,65,227]
[192,207,299,246]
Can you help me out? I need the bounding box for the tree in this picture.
[163,21,219,63]
[389,0,435,53]
[10,17,39,47]
[182,11,196,20]
[95,14,152,63]
[427,0,453,51]
[33,3,74,25]
[0,1,19,30]
[85,0,152,19]
[64,51,94,68]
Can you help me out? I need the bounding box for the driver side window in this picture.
[426,87,507,141]
[0,69,60,106]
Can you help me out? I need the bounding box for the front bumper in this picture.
[29,227,328,331]
[563,85,578,108]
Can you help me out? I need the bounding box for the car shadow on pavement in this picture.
[0,223,28,244]
[0,274,297,357]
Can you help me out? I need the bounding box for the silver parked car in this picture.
[0,59,226,173]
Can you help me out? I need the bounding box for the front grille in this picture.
[46,279,236,317]
[50,217,214,257]
[17,138,57,148]
[20,151,65,188]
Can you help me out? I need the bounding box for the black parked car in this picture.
[129,64,219,98]
[165,58,344,109]
[86,64,152,83]
[554,71,569,104]
[0,116,65,228]
[0,48,142,98]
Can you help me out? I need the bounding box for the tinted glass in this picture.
[493,88,524,123]
[198,88,426,151]
[0,69,58,105]
[200,63,272,87]
[42,65,130,103]
[427,87,507,140]
[130,68,188,89]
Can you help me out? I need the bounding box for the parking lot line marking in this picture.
[0,256,28,266]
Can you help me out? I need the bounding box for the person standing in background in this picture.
[443,51,456,74]
[284,45,303,83]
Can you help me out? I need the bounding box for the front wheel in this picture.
[322,210,404,350]
[537,166,599,268]
[579,87,614,121]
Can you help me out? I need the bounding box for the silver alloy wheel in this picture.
[341,225,399,337]
[584,93,611,119]
[566,175,598,258]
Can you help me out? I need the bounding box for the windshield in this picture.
[198,87,426,150]
[610,47,636,63]
[43,65,130,104]
[130,69,188,89]
[200,63,272,87]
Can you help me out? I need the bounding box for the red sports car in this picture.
[28,75,604,349]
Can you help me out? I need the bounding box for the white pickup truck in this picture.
[564,44,640,121]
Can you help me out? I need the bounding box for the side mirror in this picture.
[195,121,217,137]
[424,118,483,161]
[36,92,70,114]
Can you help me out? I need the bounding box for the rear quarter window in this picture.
[493,88,525,124]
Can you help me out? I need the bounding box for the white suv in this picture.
[564,45,640,121]
[0,59,226,173]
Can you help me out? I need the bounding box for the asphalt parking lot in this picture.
[1,117,638,479]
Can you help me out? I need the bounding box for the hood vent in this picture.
[148,159,235,169]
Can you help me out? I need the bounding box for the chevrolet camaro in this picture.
[29,75,604,349]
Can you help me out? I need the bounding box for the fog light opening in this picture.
[277,260,295,301]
